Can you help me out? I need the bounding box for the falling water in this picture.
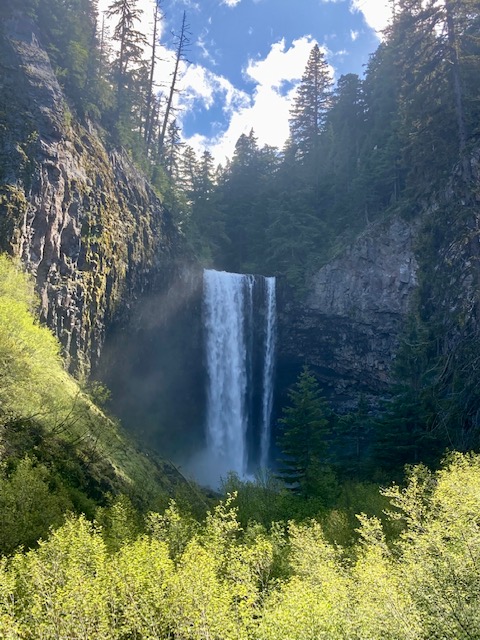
[260,277,276,469]
[203,269,276,481]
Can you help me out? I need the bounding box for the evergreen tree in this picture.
[354,42,403,219]
[336,395,374,478]
[288,44,332,169]
[322,73,366,231]
[277,367,334,496]
[387,0,479,194]
[373,318,443,476]
[106,0,147,141]
[188,150,226,262]
[217,130,273,271]
[144,1,163,150]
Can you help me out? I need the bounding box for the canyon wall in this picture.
[0,16,180,377]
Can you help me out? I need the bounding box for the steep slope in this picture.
[279,215,419,404]
[0,15,199,508]
[280,146,480,423]
[0,15,179,377]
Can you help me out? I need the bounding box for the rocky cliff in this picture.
[279,215,419,404]
[279,145,480,415]
[3,11,480,463]
[0,16,179,377]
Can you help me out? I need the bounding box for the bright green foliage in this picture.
[0,558,21,639]
[110,536,173,638]
[0,254,195,552]
[12,516,111,639]
[385,455,480,638]
[169,539,235,639]
[0,458,71,555]
[221,470,287,528]
[95,495,143,551]
[1,455,480,636]
[351,514,422,639]
[147,499,199,560]
[259,521,351,639]
[0,255,69,424]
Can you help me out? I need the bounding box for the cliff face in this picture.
[279,146,480,413]
[279,215,419,404]
[0,16,179,377]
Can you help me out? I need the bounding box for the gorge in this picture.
[2,1,480,635]
[2,0,480,489]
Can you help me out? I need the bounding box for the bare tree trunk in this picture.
[158,11,189,157]
[144,1,162,148]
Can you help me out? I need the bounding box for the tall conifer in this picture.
[289,44,332,165]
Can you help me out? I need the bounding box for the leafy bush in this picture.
[2,453,480,637]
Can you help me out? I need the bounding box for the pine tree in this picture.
[373,318,443,476]
[288,44,332,167]
[218,130,262,271]
[277,367,333,496]
[33,0,100,112]
[188,150,227,262]
[354,42,403,219]
[106,0,146,139]
[387,0,479,193]
[144,1,163,150]
[323,73,366,229]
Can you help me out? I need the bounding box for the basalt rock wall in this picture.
[0,16,180,377]
[279,215,419,406]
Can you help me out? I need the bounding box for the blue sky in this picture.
[99,0,393,162]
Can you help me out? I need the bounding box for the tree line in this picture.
[1,0,192,190]
[180,0,480,283]
[3,0,478,286]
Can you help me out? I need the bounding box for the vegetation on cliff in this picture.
[0,253,194,554]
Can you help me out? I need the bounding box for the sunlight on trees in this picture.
[0,453,478,637]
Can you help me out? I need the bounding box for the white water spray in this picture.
[202,269,276,482]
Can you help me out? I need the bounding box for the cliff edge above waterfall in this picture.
[280,144,480,417]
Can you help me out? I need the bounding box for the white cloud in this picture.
[246,36,318,88]
[97,0,389,165]
[180,65,250,114]
[183,36,320,163]
[350,0,393,36]
[198,34,218,65]
[350,29,359,41]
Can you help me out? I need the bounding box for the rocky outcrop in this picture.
[280,215,419,403]
[0,16,179,376]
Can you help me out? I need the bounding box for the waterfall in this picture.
[203,269,276,481]
[260,277,276,469]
